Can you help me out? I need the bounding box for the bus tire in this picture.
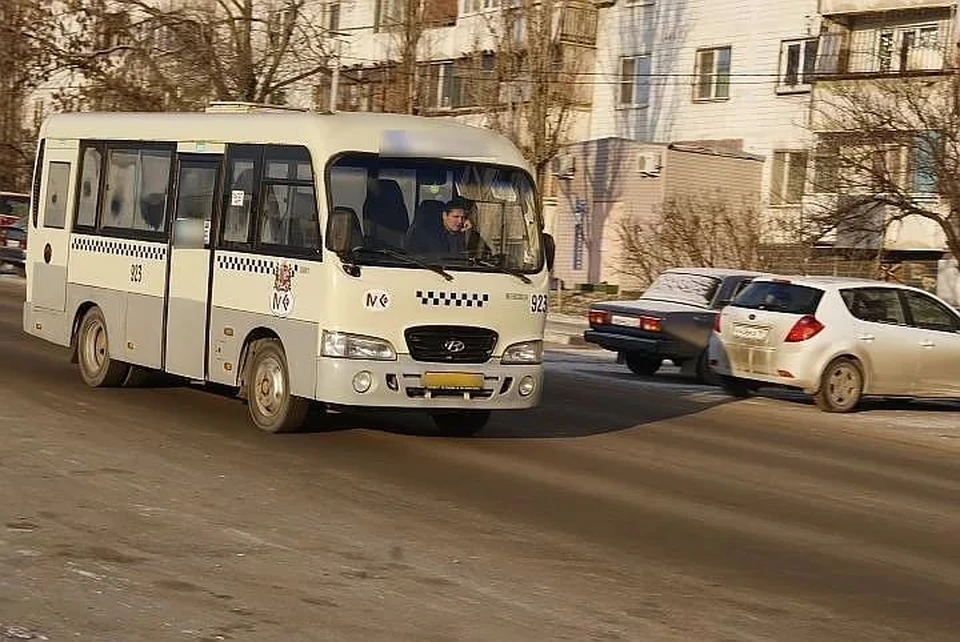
[245,338,309,433]
[431,410,491,436]
[77,306,129,388]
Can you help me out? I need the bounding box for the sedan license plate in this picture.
[421,372,484,391]
[5,239,17,247]
[611,315,639,328]
[732,323,769,342]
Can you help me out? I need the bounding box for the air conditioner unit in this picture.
[550,154,576,179]
[637,151,662,176]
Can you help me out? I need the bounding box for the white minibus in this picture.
[23,103,555,434]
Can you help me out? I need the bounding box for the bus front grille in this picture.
[404,325,498,364]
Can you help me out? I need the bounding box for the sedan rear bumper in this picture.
[583,329,699,361]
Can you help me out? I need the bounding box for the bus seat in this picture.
[405,199,445,251]
[362,179,409,248]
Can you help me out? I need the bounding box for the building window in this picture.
[694,46,731,101]
[619,55,651,107]
[770,151,807,206]
[374,0,402,31]
[328,1,340,32]
[778,38,818,92]
[878,24,942,73]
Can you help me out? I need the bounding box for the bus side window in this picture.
[43,161,71,229]
[223,161,255,244]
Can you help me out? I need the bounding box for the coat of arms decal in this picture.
[270,261,295,317]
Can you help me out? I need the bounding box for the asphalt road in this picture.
[1,276,959,642]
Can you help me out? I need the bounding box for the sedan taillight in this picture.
[639,316,662,332]
[588,309,611,327]
[784,315,824,342]
[713,313,722,333]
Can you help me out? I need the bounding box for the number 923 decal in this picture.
[530,294,548,314]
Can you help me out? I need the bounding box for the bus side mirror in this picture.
[543,233,555,272]
[328,206,361,256]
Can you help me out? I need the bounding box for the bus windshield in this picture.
[327,154,542,274]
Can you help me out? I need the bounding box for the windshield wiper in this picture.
[351,246,454,281]
[463,256,532,284]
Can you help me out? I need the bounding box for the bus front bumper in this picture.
[315,355,543,410]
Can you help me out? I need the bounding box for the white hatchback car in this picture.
[708,275,960,412]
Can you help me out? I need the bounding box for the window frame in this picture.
[70,139,176,242]
[770,150,809,206]
[219,144,322,260]
[900,288,960,333]
[618,54,652,108]
[777,37,818,93]
[877,23,942,74]
[841,287,907,325]
[42,161,72,230]
[693,46,732,102]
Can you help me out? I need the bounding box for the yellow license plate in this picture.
[421,372,485,390]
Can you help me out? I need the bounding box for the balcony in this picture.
[819,0,956,16]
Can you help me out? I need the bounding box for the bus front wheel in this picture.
[77,306,129,388]
[245,338,309,433]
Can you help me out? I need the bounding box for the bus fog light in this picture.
[518,375,536,397]
[353,371,373,393]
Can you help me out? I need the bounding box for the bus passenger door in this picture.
[164,154,221,380]
[30,140,76,316]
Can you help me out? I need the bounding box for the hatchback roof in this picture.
[664,266,769,277]
[752,274,917,290]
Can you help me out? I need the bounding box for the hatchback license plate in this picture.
[732,324,769,342]
[421,372,484,390]
[5,239,17,247]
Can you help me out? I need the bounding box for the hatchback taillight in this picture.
[784,315,824,342]
[588,309,611,327]
[19,238,26,249]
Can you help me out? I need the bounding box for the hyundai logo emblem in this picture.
[443,339,466,353]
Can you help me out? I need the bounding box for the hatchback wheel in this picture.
[813,357,863,413]
[719,375,752,398]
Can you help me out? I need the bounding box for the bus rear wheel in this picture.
[431,410,491,436]
[245,338,309,433]
[77,306,129,387]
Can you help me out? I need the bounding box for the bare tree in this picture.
[481,0,593,187]
[47,0,336,111]
[806,73,960,263]
[0,0,56,190]
[616,194,772,287]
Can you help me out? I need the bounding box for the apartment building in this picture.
[588,0,821,234]
[331,0,597,144]
[808,0,956,252]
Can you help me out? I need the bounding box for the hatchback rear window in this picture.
[731,281,824,314]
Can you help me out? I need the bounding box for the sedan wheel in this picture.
[813,357,863,413]
[625,353,661,376]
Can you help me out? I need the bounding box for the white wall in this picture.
[589,0,820,210]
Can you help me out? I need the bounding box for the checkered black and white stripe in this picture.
[416,290,490,308]
[71,236,166,261]
[216,254,300,275]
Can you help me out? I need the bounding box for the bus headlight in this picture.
[321,331,397,361]
[501,340,543,365]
